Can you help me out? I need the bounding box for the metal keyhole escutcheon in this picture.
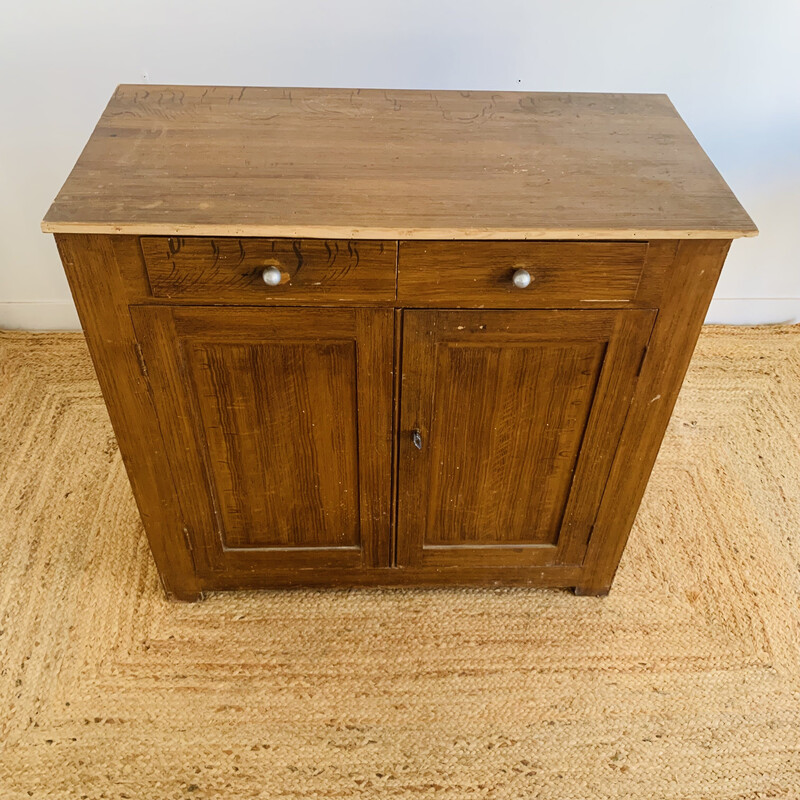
[411,429,423,450]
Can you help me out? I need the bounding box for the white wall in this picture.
[1,0,798,329]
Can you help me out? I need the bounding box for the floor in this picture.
[1,327,799,799]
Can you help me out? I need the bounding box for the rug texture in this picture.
[1,327,799,799]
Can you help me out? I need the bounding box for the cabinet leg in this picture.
[574,583,611,597]
[161,577,204,602]
[165,589,204,602]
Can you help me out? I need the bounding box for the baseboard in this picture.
[0,302,82,331]
[705,298,800,325]
[0,299,798,331]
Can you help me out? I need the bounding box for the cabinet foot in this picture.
[574,584,611,597]
[164,588,204,602]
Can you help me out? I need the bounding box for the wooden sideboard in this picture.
[43,86,756,600]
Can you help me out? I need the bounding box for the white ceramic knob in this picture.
[512,268,532,289]
[261,266,282,286]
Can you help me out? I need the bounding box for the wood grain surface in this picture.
[396,309,655,570]
[186,339,360,549]
[42,85,756,240]
[142,236,396,303]
[50,227,739,595]
[54,235,201,600]
[398,241,649,306]
[575,240,732,594]
[129,305,394,577]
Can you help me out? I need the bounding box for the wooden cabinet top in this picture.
[42,85,756,240]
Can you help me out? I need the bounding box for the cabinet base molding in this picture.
[190,565,586,596]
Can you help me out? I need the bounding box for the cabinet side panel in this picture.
[577,239,731,594]
[54,234,200,600]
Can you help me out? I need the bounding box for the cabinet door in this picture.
[397,309,656,569]
[130,306,393,579]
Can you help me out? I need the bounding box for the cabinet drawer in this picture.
[141,237,396,303]
[398,241,650,307]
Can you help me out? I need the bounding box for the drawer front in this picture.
[141,237,396,303]
[398,241,651,307]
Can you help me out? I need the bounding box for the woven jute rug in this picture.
[1,327,799,799]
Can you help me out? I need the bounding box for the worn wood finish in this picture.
[52,234,733,596]
[54,235,201,601]
[575,240,732,595]
[142,237,396,303]
[198,564,585,591]
[398,241,650,307]
[130,306,394,577]
[396,309,655,569]
[43,86,756,240]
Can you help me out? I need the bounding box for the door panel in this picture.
[130,306,393,577]
[185,339,359,549]
[425,339,605,546]
[397,309,656,569]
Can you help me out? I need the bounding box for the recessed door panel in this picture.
[184,339,360,549]
[425,339,605,546]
